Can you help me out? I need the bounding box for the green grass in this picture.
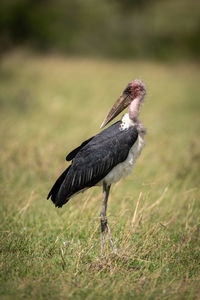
[0,51,200,300]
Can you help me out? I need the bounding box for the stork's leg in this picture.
[100,182,117,254]
[100,182,110,253]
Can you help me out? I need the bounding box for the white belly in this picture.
[104,134,145,185]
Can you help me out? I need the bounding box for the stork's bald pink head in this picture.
[123,79,146,99]
[100,79,146,129]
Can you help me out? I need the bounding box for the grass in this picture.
[0,51,200,300]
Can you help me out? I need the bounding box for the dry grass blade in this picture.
[18,190,34,215]
[131,191,142,227]
[140,186,168,215]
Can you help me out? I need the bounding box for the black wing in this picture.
[48,121,138,207]
[66,136,94,161]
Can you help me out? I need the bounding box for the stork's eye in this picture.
[124,86,131,94]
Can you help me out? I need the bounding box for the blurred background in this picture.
[0,0,200,60]
[1,2,200,299]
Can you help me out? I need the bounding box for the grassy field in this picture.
[0,51,200,300]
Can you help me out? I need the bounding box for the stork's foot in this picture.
[107,224,118,254]
[100,215,117,255]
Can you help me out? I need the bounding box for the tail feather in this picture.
[47,166,71,205]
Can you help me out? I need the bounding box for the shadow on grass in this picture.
[89,253,147,273]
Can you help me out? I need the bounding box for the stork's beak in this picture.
[100,93,132,129]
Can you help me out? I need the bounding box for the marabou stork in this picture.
[47,79,146,253]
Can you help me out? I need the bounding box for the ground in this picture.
[0,51,200,300]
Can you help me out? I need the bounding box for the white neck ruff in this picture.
[119,113,135,130]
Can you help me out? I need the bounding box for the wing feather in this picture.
[66,137,94,161]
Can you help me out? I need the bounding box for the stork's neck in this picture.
[129,96,146,134]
